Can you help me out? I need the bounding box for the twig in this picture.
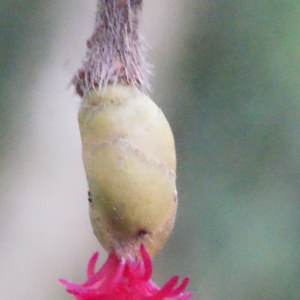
[73,0,151,97]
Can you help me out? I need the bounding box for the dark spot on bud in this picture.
[136,229,148,238]
[86,39,92,49]
[88,191,92,203]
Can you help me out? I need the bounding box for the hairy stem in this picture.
[73,0,150,97]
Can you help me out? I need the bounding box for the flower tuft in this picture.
[59,244,192,300]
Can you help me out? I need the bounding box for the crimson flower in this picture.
[59,244,192,300]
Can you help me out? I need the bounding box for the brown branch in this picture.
[73,0,150,97]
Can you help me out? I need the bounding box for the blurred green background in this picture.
[1,1,300,299]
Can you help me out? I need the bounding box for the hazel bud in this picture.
[78,84,177,257]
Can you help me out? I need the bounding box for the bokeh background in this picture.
[1,0,300,299]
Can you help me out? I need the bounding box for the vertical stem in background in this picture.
[73,0,150,97]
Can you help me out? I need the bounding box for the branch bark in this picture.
[73,0,150,97]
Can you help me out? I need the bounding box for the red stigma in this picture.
[59,244,192,300]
